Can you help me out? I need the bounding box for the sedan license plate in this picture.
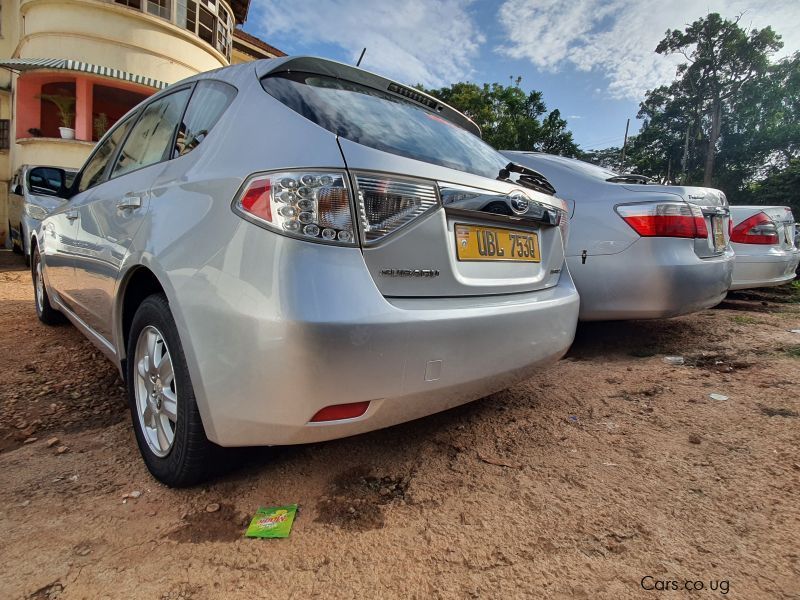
[455,224,540,262]
[712,216,725,251]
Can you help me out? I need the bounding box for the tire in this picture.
[126,294,215,487]
[10,220,23,255]
[32,247,65,325]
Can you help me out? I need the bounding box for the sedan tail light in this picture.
[234,171,356,245]
[616,202,708,239]
[354,175,437,244]
[730,211,779,244]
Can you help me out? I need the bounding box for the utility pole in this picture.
[356,48,366,67]
[620,118,630,170]
[681,125,690,184]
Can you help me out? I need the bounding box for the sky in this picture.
[244,0,800,150]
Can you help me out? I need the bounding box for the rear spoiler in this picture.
[254,56,482,137]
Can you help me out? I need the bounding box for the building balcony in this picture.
[15,136,96,170]
[13,70,154,168]
[18,0,237,84]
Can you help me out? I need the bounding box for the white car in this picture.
[729,205,799,290]
[7,165,77,264]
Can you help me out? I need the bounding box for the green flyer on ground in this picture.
[245,505,298,538]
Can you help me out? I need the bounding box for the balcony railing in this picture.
[108,0,234,60]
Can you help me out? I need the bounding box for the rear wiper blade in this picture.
[606,173,652,184]
[497,162,556,196]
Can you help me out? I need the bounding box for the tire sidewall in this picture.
[126,295,199,486]
[32,247,49,321]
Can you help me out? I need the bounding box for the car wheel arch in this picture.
[117,266,168,369]
[114,263,217,442]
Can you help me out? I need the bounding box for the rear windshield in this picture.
[537,156,619,180]
[261,72,508,179]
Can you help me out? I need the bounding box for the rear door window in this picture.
[75,115,136,193]
[174,80,237,158]
[111,88,191,178]
[261,72,508,179]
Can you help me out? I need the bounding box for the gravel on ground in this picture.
[1,249,798,599]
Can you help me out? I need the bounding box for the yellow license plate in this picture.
[712,216,725,250]
[455,224,540,262]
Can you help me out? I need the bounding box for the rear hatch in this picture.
[621,184,730,258]
[259,58,566,297]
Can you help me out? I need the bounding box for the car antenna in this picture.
[356,48,366,67]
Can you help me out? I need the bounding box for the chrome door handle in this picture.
[117,195,143,211]
[66,209,79,221]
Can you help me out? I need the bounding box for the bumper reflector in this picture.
[310,401,370,422]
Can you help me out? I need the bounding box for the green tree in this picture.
[654,13,783,185]
[421,81,579,155]
[742,158,800,215]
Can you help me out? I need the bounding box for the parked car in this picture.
[728,206,799,290]
[32,57,579,486]
[502,152,734,320]
[7,165,77,264]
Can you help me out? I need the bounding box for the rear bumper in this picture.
[730,247,800,290]
[568,238,734,321]
[175,238,580,447]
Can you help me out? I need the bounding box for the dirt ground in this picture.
[1,249,799,600]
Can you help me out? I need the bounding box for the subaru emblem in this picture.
[508,191,529,215]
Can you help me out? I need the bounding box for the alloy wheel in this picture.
[134,325,178,457]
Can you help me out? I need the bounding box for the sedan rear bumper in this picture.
[568,238,734,321]
[729,247,800,290]
[176,240,579,447]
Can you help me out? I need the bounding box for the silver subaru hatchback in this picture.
[33,57,579,486]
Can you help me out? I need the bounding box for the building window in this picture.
[112,0,233,60]
[0,120,9,150]
[146,0,170,19]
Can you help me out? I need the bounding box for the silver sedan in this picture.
[503,152,734,320]
[32,57,579,486]
[728,205,799,290]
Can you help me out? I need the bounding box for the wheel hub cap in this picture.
[134,326,178,457]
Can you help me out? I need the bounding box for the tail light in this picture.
[354,175,437,244]
[615,202,708,239]
[234,171,356,245]
[730,211,778,245]
[556,197,570,247]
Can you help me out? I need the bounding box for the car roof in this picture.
[166,55,482,138]
[503,151,619,180]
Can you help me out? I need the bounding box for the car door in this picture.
[70,87,192,341]
[45,114,139,312]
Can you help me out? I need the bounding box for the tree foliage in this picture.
[653,13,782,185]
[625,13,796,204]
[420,81,579,156]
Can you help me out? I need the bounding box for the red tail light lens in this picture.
[616,202,708,239]
[310,402,370,422]
[730,212,779,244]
[234,171,356,245]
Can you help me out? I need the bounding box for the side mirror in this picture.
[28,166,68,198]
[12,184,23,196]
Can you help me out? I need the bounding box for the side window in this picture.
[174,80,237,158]
[111,88,191,178]
[77,115,136,193]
